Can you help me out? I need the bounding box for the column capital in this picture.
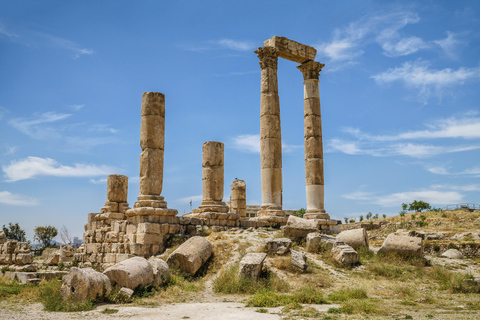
[254,46,279,70]
[297,60,325,80]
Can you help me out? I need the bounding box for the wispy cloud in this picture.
[431,184,480,192]
[0,191,39,206]
[371,60,480,103]
[433,31,466,59]
[89,178,107,184]
[343,188,464,207]
[3,145,17,156]
[3,156,116,182]
[68,104,85,111]
[179,38,255,52]
[425,164,480,177]
[88,124,118,134]
[9,112,72,139]
[232,134,302,154]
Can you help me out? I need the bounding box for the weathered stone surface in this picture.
[230,179,246,217]
[378,234,423,258]
[283,215,318,239]
[141,91,165,116]
[291,250,307,272]
[139,148,164,196]
[141,114,165,150]
[202,167,224,202]
[263,36,316,63]
[336,228,369,250]
[14,253,33,265]
[118,287,134,302]
[148,257,170,286]
[441,249,464,259]
[103,256,154,289]
[167,236,212,276]
[0,231,5,244]
[332,242,359,266]
[202,141,224,167]
[265,238,292,255]
[305,158,324,185]
[106,174,128,203]
[61,267,112,301]
[239,252,267,280]
[306,232,336,252]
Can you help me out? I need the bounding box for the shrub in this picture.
[339,299,378,314]
[328,288,368,301]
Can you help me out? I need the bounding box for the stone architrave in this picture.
[126,92,177,217]
[229,179,246,218]
[254,46,285,221]
[297,60,329,220]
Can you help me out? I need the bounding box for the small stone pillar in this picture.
[255,46,285,221]
[229,179,246,218]
[127,92,177,216]
[197,141,229,214]
[297,61,329,219]
[99,174,130,220]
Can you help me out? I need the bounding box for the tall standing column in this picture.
[127,91,177,216]
[297,61,329,219]
[197,141,229,213]
[255,46,285,219]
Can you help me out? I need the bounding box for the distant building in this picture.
[73,237,83,247]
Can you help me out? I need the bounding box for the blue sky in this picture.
[1,0,479,241]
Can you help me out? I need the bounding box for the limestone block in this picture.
[141,91,165,117]
[378,234,423,258]
[202,167,224,201]
[304,81,320,99]
[202,141,224,167]
[126,224,137,234]
[260,69,279,94]
[239,252,267,280]
[138,222,161,234]
[0,231,5,244]
[116,253,135,263]
[60,245,74,257]
[0,253,12,264]
[103,256,154,289]
[441,249,463,259]
[118,202,130,214]
[148,257,170,286]
[139,148,164,196]
[104,253,117,264]
[260,115,281,139]
[291,250,307,272]
[61,267,112,301]
[14,253,33,265]
[118,287,134,302]
[129,243,146,256]
[332,242,359,266]
[263,36,317,63]
[260,138,282,169]
[95,231,105,243]
[260,93,280,115]
[304,115,322,139]
[140,114,165,149]
[336,228,369,250]
[101,201,119,213]
[136,233,162,245]
[304,136,323,159]
[305,158,324,185]
[5,240,17,254]
[87,213,98,223]
[283,216,319,240]
[265,238,292,255]
[306,232,336,252]
[167,236,213,276]
[304,98,321,121]
[106,174,128,203]
[15,242,30,253]
[105,231,120,243]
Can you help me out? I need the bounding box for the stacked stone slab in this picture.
[229,179,246,218]
[0,240,33,265]
[190,141,239,221]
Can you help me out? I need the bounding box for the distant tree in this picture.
[344,217,349,224]
[294,208,306,218]
[374,213,379,219]
[402,203,408,211]
[2,223,27,242]
[359,215,364,222]
[366,212,373,220]
[60,225,72,245]
[382,214,386,219]
[408,200,431,212]
[349,218,356,224]
[34,226,58,249]
[411,214,416,220]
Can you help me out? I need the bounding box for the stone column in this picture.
[255,46,285,219]
[197,141,229,214]
[297,61,329,219]
[100,174,130,217]
[127,92,177,216]
[230,179,246,218]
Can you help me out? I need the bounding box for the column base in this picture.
[126,194,177,217]
[304,209,330,220]
[196,201,229,213]
[188,211,240,220]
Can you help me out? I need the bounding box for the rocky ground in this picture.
[1,209,479,319]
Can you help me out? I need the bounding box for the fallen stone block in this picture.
[239,252,267,280]
[103,256,154,289]
[378,234,423,258]
[265,238,292,255]
[332,242,359,266]
[14,253,33,265]
[306,232,336,252]
[336,228,369,250]
[61,267,112,301]
[291,250,307,272]
[283,215,318,240]
[167,236,213,276]
[148,257,170,286]
[118,287,134,302]
[441,249,463,259]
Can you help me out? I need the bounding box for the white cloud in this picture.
[89,178,107,184]
[380,36,430,57]
[176,195,203,204]
[68,104,85,111]
[371,60,480,102]
[9,111,71,139]
[343,188,464,207]
[88,124,118,134]
[4,145,17,156]
[424,164,480,177]
[431,184,480,192]
[0,191,39,206]
[2,156,116,182]
[433,31,464,59]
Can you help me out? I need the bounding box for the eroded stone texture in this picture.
[306,232,336,252]
[103,256,154,289]
[239,252,267,280]
[229,179,246,218]
[263,36,317,63]
[332,242,359,266]
[265,238,292,255]
[166,236,213,276]
[378,234,423,258]
[61,267,112,301]
[291,250,307,272]
[336,228,369,250]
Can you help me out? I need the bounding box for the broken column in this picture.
[229,179,246,218]
[255,46,285,221]
[297,61,329,219]
[127,92,177,217]
[99,174,130,220]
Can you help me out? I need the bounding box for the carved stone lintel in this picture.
[297,61,325,80]
[255,47,279,70]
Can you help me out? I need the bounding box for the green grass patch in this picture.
[0,277,23,298]
[429,266,480,293]
[39,280,95,312]
[338,299,379,314]
[101,308,118,314]
[246,285,327,307]
[327,288,368,301]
